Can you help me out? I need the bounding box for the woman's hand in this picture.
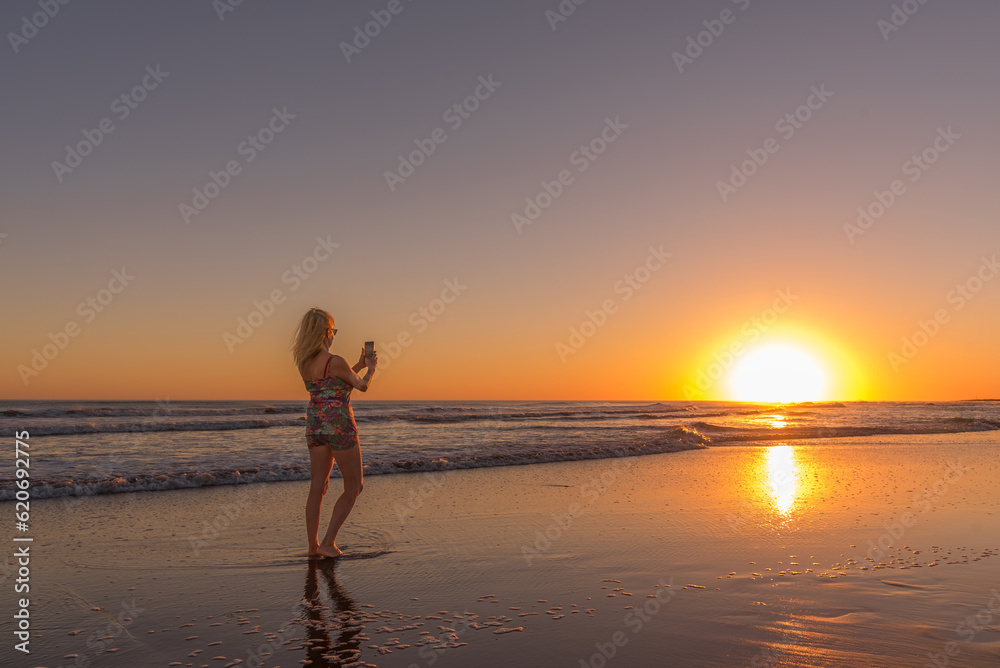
[328,354,374,392]
[366,350,378,371]
[356,348,367,370]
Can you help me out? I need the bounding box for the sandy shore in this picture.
[5,429,1000,667]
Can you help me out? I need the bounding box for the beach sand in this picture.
[8,430,1000,667]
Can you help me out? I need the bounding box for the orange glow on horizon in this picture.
[681,321,869,404]
[0,300,991,402]
[728,343,828,403]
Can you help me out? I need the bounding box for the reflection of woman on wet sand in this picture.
[292,308,378,559]
[302,560,362,666]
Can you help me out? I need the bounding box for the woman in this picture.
[291,307,377,559]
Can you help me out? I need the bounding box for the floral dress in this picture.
[304,356,360,450]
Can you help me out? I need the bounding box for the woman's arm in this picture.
[329,354,377,392]
[351,348,366,374]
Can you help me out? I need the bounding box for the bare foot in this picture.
[315,544,343,559]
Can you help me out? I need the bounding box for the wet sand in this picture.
[6,429,1000,667]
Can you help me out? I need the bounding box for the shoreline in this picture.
[4,429,1000,666]
[4,439,709,502]
[7,424,1000,503]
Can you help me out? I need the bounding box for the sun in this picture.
[728,343,828,403]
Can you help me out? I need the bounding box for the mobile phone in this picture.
[364,341,374,359]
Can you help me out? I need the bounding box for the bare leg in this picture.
[306,445,335,558]
[318,445,364,555]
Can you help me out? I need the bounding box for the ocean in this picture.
[1,400,997,501]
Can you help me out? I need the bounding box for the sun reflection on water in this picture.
[766,445,797,516]
[767,414,787,429]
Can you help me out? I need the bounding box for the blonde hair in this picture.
[291,308,334,373]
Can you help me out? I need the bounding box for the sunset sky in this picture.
[2,0,998,401]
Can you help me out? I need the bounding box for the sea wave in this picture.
[9,413,1000,438]
[703,421,1000,444]
[0,404,301,418]
[18,417,306,436]
[0,436,710,501]
[4,400,999,502]
[3,405,719,435]
[943,417,1000,427]
[688,421,741,432]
